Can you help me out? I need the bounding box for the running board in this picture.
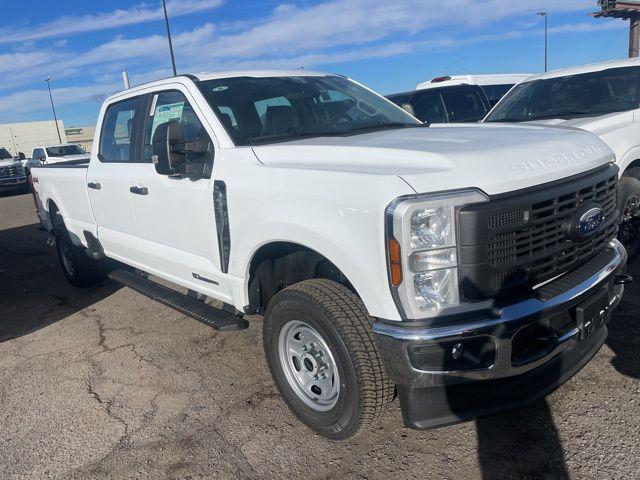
[108,269,249,331]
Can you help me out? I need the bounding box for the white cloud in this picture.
[0,0,225,45]
[0,0,621,120]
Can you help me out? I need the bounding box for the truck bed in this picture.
[32,163,95,243]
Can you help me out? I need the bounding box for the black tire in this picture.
[263,279,394,440]
[53,212,105,287]
[617,175,640,260]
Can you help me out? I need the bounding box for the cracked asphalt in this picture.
[1,192,640,480]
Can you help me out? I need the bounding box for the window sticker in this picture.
[150,101,185,139]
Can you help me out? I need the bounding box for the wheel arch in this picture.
[245,241,355,314]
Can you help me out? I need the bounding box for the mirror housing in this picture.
[152,121,212,179]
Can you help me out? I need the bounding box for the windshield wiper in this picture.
[349,122,428,132]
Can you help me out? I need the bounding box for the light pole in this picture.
[538,11,548,72]
[45,77,62,144]
[162,0,177,76]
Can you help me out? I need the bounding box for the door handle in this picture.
[129,186,149,195]
[87,182,101,190]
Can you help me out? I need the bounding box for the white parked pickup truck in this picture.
[32,70,630,439]
[0,146,27,193]
[24,143,90,176]
[484,58,640,257]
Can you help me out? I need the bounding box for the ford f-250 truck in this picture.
[0,147,27,193]
[31,70,630,439]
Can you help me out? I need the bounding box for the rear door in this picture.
[88,96,144,263]
[127,86,228,299]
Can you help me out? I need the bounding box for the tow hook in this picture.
[614,274,633,285]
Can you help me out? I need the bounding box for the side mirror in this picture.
[152,121,211,179]
[39,155,46,162]
[152,121,185,176]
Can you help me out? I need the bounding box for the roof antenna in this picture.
[162,0,178,76]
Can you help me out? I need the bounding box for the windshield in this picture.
[485,66,640,122]
[46,144,86,157]
[0,147,12,160]
[198,75,422,145]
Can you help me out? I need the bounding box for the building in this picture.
[65,125,96,152]
[0,120,66,157]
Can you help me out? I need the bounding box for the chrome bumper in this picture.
[374,239,627,388]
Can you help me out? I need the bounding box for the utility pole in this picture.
[162,0,178,76]
[45,77,62,144]
[537,12,548,72]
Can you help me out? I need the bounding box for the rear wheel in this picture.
[53,213,105,287]
[617,176,640,260]
[263,279,394,440]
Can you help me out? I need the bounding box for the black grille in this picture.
[458,165,619,300]
[0,163,24,178]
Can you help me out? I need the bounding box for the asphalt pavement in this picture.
[1,192,639,480]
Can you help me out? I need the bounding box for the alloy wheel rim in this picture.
[277,320,340,412]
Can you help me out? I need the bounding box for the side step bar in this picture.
[108,269,249,331]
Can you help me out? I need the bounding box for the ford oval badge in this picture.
[567,204,604,241]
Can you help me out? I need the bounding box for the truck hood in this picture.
[251,124,614,196]
[0,158,20,167]
[522,110,634,138]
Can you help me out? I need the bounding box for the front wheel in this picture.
[617,176,640,260]
[263,279,394,440]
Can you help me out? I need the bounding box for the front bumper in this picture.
[0,176,27,190]
[373,239,627,429]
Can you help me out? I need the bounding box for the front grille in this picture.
[0,163,24,179]
[458,165,619,299]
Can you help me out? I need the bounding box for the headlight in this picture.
[386,189,490,319]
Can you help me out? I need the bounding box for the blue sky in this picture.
[0,0,631,126]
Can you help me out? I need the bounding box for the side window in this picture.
[33,148,44,160]
[144,90,213,174]
[99,97,140,162]
[412,92,447,123]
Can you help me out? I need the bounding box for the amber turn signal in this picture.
[388,237,403,286]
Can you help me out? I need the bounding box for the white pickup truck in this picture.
[32,70,630,439]
[0,146,27,193]
[24,143,90,176]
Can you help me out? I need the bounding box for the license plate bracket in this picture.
[575,287,610,340]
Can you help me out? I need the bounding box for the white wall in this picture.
[0,120,66,157]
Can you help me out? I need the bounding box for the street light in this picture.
[538,11,548,72]
[45,77,62,144]
[162,0,177,76]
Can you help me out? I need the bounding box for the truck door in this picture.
[127,88,228,300]
[87,96,144,263]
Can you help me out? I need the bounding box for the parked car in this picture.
[32,70,628,439]
[417,74,533,106]
[386,84,490,123]
[484,58,640,257]
[24,143,90,176]
[0,146,27,194]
